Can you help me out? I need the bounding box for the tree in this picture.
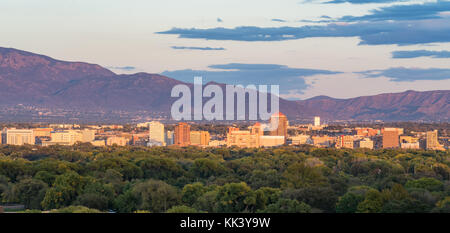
[113,189,140,213]
[41,171,89,210]
[254,187,281,211]
[281,187,338,212]
[405,178,444,192]
[259,198,311,213]
[281,163,327,189]
[193,190,218,213]
[50,205,102,213]
[357,190,384,213]
[34,171,56,186]
[336,192,365,213]
[216,182,255,213]
[166,205,201,213]
[432,197,450,213]
[249,169,281,189]
[190,159,228,178]
[382,199,431,213]
[11,178,48,209]
[138,158,185,181]
[182,182,207,206]
[132,180,181,213]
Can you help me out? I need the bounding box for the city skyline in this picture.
[0,0,449,100]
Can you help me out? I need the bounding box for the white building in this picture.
[1,128,35,145]
[149,121,165,146]
[314,116,321,127]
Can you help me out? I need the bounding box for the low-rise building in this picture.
[106,136,128,146]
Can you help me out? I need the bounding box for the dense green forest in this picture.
[0,144,449,213]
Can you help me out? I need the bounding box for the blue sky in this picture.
[0,0,449,99]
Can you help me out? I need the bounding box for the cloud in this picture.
[272,18,287,22]
[107,66,136,71]
[171,46,225,51]
[161,63,341,98]
[392,50,450,58]
[359,67,450,82]
[324,0,410,4]
[157,18,450,45]
[337,1,450,22]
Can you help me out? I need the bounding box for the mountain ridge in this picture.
[0,47,448,122]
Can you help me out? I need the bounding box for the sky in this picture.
[0,0,449,99]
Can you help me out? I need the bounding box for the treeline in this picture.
[0,144,449,213]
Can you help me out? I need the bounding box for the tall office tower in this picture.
[314,116,321,127]
[190,131,210,146]
[269,112,288,143]
[383,128,399,148]
[426,130,444,150]
[1,128,35,145]
[149,121,165,146]
[174,122,190,147]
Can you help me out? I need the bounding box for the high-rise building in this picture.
[426,130,444,151]
[383,128,399,148]
[174,122,190,147]
[149,121,165,146]
[190,131,210,146]
[314,116,321,127]
[382,128,404,135]
[1,128,35,145]
[270,112,288,143]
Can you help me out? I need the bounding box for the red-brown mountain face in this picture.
[0,47,115,105]
[290,90,449,122]
[0,47,448,122]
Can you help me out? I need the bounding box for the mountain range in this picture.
[0,47,448,122]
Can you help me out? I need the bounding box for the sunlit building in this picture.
[290,135,311,145]
[336,135,354,149]
[80,129,96,143]
[426,130,444,151]
[174,122,190,147]
[227,128,259,148]
[106,136,128,146]
[354,128,379,137]
[1,128,35,145]
[269,112,288,143]
[190,131,210,146]
[314,116,321,127]
[383,128,399,148]
[149,121,165,146]
[260,136,285,147]
[358,138,374,149]
[33,128,53,137]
